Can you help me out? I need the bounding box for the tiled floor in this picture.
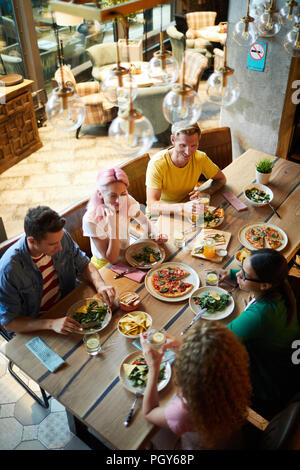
[0,336,91,450]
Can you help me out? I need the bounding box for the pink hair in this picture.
[86,167,129,221]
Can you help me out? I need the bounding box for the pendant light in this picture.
[256,0,283,37]
[108,27,154,157]
[46,17,86,132]
[148,5,178,85]
[280,0,299,25]
[206,47,240,107]
[101,23,137,109]
[162,51,202,126]
[233,0,257,46]
[284,20,300,56]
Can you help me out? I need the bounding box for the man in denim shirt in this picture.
[0,206,116,335]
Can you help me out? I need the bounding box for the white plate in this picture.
[117,311,152,339]
[238,223,288,252]
[244,183,274,207]
[145,262,200,303]
[119,351,172,395]
[187,206,224,228]
[67,297,112,334]
[189,286,235,321]
[125,240,165,270]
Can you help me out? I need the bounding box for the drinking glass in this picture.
[203,239,216,259]
[147,329,167,351]
[174,232,186,248]
[83,333,101,356]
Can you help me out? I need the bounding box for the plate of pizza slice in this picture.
[239,223,288,252]
[145,262,200,302]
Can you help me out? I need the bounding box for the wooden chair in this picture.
[245,396,300,449]
[119,153,150,206]
[198,127,232,170]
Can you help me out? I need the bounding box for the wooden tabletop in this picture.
[3,149,300,450]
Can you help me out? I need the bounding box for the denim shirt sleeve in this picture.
[0,253,42,327]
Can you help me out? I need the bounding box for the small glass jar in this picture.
[174,232,186,248]
[83,333,101,356]
[204,269,219,286]
[147,329,167,351]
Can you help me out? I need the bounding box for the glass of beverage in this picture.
[174,232,185,248]
[197,193,210,210]
[205,269,219,286]
[203,239,216,259]
[147,329,167,351]
[83,332,101,356]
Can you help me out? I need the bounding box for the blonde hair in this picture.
[175,320,252,447]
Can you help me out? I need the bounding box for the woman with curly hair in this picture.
[221,248,300,419]
[140,320,252,450]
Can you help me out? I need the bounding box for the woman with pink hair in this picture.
[82,167,151,268]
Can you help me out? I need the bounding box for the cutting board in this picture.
[191,229,231,263]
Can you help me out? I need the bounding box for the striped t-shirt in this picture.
[32,253,61,311]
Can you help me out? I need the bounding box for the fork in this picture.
[123,391,142,427]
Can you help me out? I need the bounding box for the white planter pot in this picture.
[256,169,271,185]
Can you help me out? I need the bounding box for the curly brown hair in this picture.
[175,320,252,447]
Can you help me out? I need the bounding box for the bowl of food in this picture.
[244,183,273,207]
[235,248,251,266]
[118,291,141,312]
[118,311,152,339]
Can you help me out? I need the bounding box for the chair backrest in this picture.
[119,154,150,206]
[87,43,118,68]
[166,26,184,65]
[199,127,232,170]
[261,399,300,449]
[117,39,143,62]
[181,50,208,91]
[0,199,91,260]
[185,11,217,30]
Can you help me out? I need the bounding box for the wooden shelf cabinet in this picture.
[0,79,42,174]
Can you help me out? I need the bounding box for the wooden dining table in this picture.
[2,148,300,450]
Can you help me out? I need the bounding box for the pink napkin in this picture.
[111,263,146,283]
[222,191,248,212]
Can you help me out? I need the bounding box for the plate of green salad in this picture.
[125,240,165,269]
[244,183,273,207]
[67,297,112,334]
[120,351,171,394]
[189,286,235,320]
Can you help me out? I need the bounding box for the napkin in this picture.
[26,337,65,373]
[111,263,146,283]
[222,191,248,212]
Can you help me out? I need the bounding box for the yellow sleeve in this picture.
[199,152,220,179]
[146,156,164,190]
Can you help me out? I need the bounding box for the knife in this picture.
[114,268,136,279]
[181,308,207,336]
[268,203,281,219]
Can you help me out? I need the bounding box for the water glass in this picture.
[83,333,101,356]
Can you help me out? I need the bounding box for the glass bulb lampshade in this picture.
[148,51,179,85]
[284,23,300,56]
[256,11,282,36]
[233,20,257,45]
[280,4,299,25]
[102,67,137,109]
[108,108,154,158]
[206,71,240,107]
[162,84,202,126]
[46,86,86,132]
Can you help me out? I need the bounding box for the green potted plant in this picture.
[255,158,274,184]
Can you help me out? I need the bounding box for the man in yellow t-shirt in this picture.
[146,124,226,217]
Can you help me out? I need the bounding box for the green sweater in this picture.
[227,270,300,412]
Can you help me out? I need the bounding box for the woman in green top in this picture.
[221,248,300,419]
